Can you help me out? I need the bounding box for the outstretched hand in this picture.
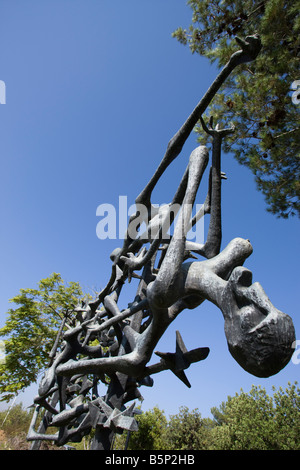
[234,34,262,65]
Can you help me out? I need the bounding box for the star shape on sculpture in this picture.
[155,330,209,388]
[90,397,138,432]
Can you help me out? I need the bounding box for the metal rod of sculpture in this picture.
[27,35,295,450]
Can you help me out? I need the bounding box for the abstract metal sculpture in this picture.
[27,35,295,450]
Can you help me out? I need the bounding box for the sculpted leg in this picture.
[147,146,209,309]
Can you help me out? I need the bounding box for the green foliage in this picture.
[0,402,67,450]
[127,406,168,450]
[210,382,300,449]
[165,406,214,450]
[0,402,33,450]
[118,383,299,450]
[0,402,33,438]
[0,273,83,401]
[173,0,300,218]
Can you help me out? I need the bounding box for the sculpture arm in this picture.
[147,146,209,309]
[135,35,261,208]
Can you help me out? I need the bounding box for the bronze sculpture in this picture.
[27,35,295,450]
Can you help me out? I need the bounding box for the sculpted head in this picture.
[221,266,295,377]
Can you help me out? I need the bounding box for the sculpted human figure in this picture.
[53,121,295,383]
[143,121,295,379]
[28,35,295,450]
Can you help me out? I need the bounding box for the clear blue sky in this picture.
[0,1,299,418]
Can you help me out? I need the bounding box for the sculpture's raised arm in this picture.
[135,35,261,209]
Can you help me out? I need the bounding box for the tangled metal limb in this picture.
[27,35,295,450]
